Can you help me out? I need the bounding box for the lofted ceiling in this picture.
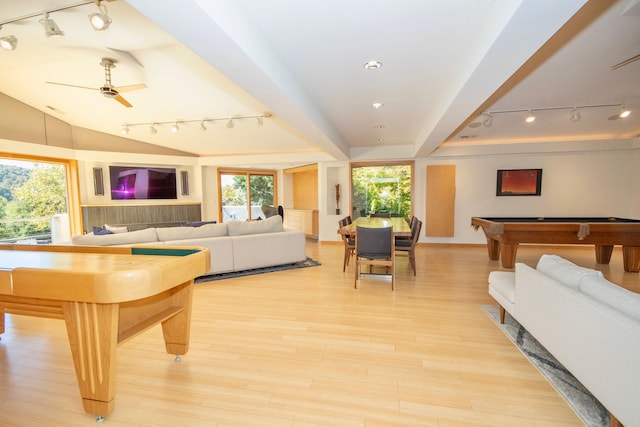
[0,0,638,167]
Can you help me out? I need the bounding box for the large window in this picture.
[0,154,81,243]
[350,161,414,219]
[218,169,277,221]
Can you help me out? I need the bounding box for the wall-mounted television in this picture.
[109,166,177,200]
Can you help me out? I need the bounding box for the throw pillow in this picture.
[536,254,602,290]
[93,226,113,235]
[104,224,129,234]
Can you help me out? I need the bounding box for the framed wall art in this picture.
[496,168,542,196]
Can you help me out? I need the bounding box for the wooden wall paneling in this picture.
[82,204,202,233]
[291,168,318,210]
[426,165,456,237]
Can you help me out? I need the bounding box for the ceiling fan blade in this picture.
[611,53,640,70]
[46,81,98,91]
[115,83,147,93]
[114,95,133,108]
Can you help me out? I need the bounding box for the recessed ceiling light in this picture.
[363,60,382,70]
[371,102,383,109]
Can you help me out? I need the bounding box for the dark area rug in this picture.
[481,304,609,427]
[196,257,320,283]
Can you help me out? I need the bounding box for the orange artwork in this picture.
[496,169,542,196]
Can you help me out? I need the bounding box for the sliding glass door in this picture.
[218,169,276,221]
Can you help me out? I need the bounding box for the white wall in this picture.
[317,142,638,243]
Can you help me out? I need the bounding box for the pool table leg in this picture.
[62,301,118,419]
[160,281,193,355]
[594,245,614,264]
[485,237,501,261]
[500,243,518,269]
[622,246,640,273]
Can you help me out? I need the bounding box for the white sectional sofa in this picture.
[488,255,640,427]
[71,215,307,276]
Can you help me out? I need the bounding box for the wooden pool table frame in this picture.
[0,244,210,420]
[471,217,640,273]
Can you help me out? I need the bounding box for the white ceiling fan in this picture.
[46,58,146,108]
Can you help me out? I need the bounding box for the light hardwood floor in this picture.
[1,241,638,426]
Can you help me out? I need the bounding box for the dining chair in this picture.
[354,225,395,290]
[395,218,422,275]
[394,215,415,243]
[338,218,355,272]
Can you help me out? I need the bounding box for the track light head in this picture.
[200,120,207,131]
[525,110,536,123]
[149,123,157,134]
[89,1,112,31]
[569,108,581,122]
[482,113,493,127]
[226,118,235,129]
[619,105,631,118]
[0,35,17,50]
[40,13,64,37]
[171,122,179,133]
[256,116,264,125]
[89,12,111,31]
[120,125,129,135]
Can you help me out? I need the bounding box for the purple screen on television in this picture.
[109,166,177,200]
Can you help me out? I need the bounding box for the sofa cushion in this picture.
[72,227,158,246]
[226,215,284,236]
[579,275,640,321]
[155,223,228,241]
[536,254,602,290]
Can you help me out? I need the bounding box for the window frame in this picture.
[217,168,278,222]
[349,160,415,219]
[0,152,82,238]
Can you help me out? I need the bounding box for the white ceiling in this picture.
[0,0,638,167]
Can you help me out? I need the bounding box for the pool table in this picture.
[0,243,210,421]
[471,217,640,272]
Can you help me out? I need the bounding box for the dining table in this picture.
[338,216,412,237]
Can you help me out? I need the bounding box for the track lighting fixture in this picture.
[475,103,631,127]
[569,108,581,122]
[525,111,536,123]
[1,1,115,49]
[120,113,272,134]
[40,13,64,37]
[89,0,112,31]
[0,34,17,50]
